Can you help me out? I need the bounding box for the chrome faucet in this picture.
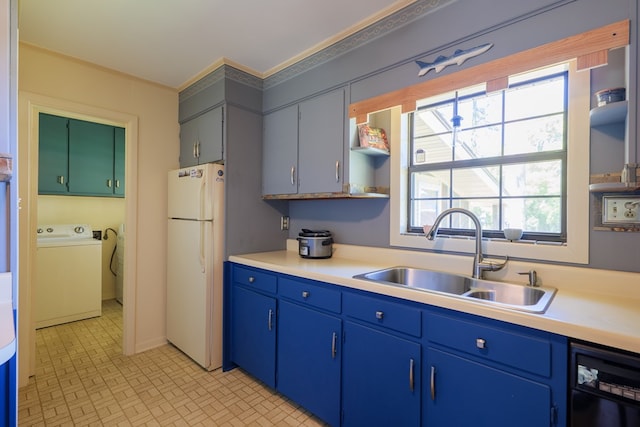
[425,207,507,279]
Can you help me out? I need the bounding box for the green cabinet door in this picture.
[68,118,115,196]
[38,113,69,194]
[114,127,125,196]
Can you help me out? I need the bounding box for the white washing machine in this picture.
[35,224,102,328]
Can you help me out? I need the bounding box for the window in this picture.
[389,61,590,264]
[408,67,567,242]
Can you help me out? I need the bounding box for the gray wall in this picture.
[264,0,639,272]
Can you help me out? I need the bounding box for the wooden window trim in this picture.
[349,20,629,124]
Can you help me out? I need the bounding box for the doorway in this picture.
[18,92,138,387]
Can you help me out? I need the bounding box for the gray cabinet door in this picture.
[298,88,345,194]
[179,106,223,168]
[262,104,299,195]
[179,117,198,167]
[197,106,223,164]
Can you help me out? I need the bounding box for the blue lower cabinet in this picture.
[426,347,552,426]
[230,285,277,388]
[342,321,421,427]
[277,300,341,426]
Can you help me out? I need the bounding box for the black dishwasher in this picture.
[571,340,640,427]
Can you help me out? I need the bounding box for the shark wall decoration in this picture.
[416,43,493,77]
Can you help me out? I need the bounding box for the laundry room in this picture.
[35,112,126,328]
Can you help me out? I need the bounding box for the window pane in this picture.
[413,134,452,164]
[451,199,500,230]
[457,92,503,127]
[504,115,564,155]
[503,197,562,233]
[502,160,562,196]
[505,77,565,121]
[410,199,449,228]
[454,125,502,160]
[412,170,450,199]
[452,166,500,198]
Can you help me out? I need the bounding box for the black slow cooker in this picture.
[297,229,333,259]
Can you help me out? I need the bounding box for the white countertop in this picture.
[0,272,15,365]
[229,240,640,354]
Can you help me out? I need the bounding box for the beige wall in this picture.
[18,43,179,386]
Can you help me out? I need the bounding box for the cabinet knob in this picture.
[375,311,384,320]
[248,276,255,283]
[302,291,310,299]
[476,338,486,349]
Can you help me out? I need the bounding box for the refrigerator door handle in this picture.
[199,174,207,220]
[199,222,206,273]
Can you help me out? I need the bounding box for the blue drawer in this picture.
[233,265,277,294]
[343,292,421,338]
[278,277,341,313]
[426,312,552,377]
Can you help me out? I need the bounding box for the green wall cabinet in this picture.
[38,113,125,197]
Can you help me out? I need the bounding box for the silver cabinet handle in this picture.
[375,311,384,320]
[106,179,113,188]
[115,180,120,188]
[430,365,436,400]
[476,338,486,349]
[290,166,296,186]
[335,160,340,182]
[331,332,337,359]
[268,309,273,331]
[192,142,198,158]
[302,291,310,299]
[409,358,415,392]
[196,142,200,158]
[57,175,65,185]
[248,276,255,283]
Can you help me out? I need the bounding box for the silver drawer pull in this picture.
[375,311,384,320]
[476,338,486,349]
[302,291,310,299]
[331,332,337,359]
[268,309,273,331]
[430,365,436,400]
[409,358,415,392]
[248,276,255,283]
[290,166,296,186]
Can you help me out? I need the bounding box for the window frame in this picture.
[406,70,569,242]
[389,60,590,264]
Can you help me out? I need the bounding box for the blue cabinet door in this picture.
[230,286,276,388]
[38,113,69,194]
[113,127,125,196]
[342,321,421,427]
[196,106,224,165]
[277,300,341,426]
[68,118,115,196]
[426,347,552,427]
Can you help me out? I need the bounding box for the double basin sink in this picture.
[353,267,556,313]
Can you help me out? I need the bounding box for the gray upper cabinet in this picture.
[263,104,299,195]
[179,106,223,167]
[262,88,345,197]
[298,89,344,194]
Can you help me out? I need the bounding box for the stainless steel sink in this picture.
[353,267,473,295]
[353,266,556,313]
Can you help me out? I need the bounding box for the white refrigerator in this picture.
[167,163,225,370]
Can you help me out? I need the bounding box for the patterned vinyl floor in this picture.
[18,300,326,426]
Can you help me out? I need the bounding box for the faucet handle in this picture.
[518,270,538,287]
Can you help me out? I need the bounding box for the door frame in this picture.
[18,91,138,385]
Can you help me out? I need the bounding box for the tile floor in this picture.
[18,300,326,426]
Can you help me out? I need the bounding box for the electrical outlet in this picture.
[603,196,640,224]
[280,216,290,231]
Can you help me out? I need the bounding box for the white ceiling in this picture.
[18,0,414,89]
